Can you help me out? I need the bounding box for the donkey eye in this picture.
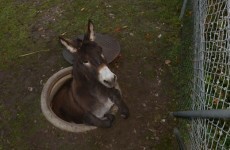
[83,60,89,63]
[83,60,91,67]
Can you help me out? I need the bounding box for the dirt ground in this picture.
[0,0,182,149]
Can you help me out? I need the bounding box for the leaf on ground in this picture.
[122,25,128,29]
[158,34,162,38]
[165,60,171,66]
[114,27,122,33]
[213,98,219,105]
[145,33,152,41]
[129,33,134,36]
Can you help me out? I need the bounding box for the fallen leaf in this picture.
[158,34,162,38]
[38,27,44,31]
[145,33,152,41]
[109,13,115,19]
[213,98,219,105]
[114,27,122,33]
[61,32,67,36]
[142,103,146,107]
[165,60,171,65]
[40,80,43,85]
[188,11,192,16]
[80,8,85,11]
[28,87,33,92]
[129,33,134,36]
[133,128,137,134]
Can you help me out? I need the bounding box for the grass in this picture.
[0,0,182,69]
[0,0,184,149]
[0,0,55,69]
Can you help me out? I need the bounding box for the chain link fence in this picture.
[174,0,230,149]
[191,0,230,149]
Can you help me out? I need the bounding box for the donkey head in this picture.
[59,20,117,88]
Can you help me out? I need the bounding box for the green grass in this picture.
[0,1,31,67]
[0,0,52,69]
[0,0,182,69]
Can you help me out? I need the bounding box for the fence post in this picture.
[179,0,188,19]
[171,109,230,119]
[174,128,187,150]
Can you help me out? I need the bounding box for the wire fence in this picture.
[191,0,230,149]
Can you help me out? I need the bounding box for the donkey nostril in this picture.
[103,80,109,84]
[114,75,117,80]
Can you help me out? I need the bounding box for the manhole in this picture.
[62,33,120,64]
[41,67,118,132]
[41,67,97,132]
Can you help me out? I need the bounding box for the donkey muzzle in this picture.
[98,65,117,88]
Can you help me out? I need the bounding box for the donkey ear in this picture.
[87,19,95,41]
[59,36,78,53]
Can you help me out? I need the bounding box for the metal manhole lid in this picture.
[62,33,120,64]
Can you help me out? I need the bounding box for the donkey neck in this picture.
[72,74,109,94]
[72,72,101,89]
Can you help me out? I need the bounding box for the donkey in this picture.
[52,20,129,128]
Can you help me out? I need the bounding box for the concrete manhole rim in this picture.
[41,66,97,133]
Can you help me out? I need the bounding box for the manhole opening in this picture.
[51,79,81,123]
[41,67,97,133]
[41,67,118,133]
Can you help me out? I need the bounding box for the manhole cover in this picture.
[62,33,120,64]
